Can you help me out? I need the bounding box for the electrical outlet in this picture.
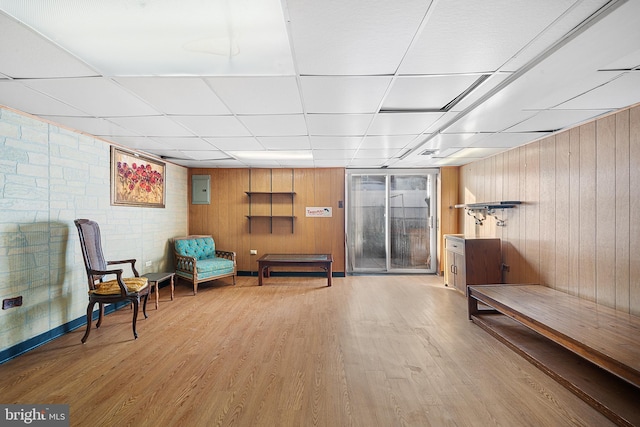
[2,296,23,310]
[145,261,152,267]
[250,249,257,255]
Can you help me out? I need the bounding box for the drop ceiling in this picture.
[1,0,639,169]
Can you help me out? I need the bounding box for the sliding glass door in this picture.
[346,169,437,274]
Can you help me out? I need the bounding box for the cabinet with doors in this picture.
[444,234,502,295]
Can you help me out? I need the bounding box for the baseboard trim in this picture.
[0,301,130,365]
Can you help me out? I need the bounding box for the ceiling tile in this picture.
[429,157,473,167]
[429,147,464,158]
[171,116,251,137]
[359,135,418,149]
[488,0,640,115]
[108,116,194,137]
[238,114,307,136]
[312,149,357,160]
[556,72,640,110]
[368,112,443,135]
[0,81,89,116]
[256,136,311,150]
[523,71,621,110]
[532,0,640,79]
[277,159,315,168]
[207,77,302,114]
[313,159,351,167]
[146,153,244,168]
[204,137,263,151]
[399,0,576,74]
[116,77,230,115]
[398,146,464,167]
[38,116,135,137]
[506,109,611,132]
[415,133,485,152]
[355,148,404,158]
[382,75,481,110]
[469,132,550,148]
[444,102,537,133]
[500,0,612,72]
[391,156,437,168]
[107,136,169,150]
[172,150,232,161]
[306,114,373,136]
[310,136,362,149]
[234,159,280,168]
[449,147,507,158]
[143,137,217,150]
[0,13,97,78]
[0,0,294,76]
[603,49,640,70]
[24,78,160,116]
[287,0,433,75]
[348,157,387,167]
[300,76,392,113]
[451,72,512,111]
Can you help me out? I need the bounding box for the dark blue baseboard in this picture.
[0,301,131,365]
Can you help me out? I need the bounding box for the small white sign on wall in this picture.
[306,207,332,217]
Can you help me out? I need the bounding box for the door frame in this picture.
[345,168,439,274]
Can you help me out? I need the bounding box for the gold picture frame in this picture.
[111,146,166,208]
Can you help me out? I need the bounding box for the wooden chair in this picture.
[74,219,150,343]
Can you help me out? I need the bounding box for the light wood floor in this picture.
[0,275,614,427]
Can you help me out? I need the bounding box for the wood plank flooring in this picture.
[0,275,614,426]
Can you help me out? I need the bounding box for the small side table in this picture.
[143,272,175,309]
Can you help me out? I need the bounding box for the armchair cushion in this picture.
[184,257,235,278]
[175,236,217,261]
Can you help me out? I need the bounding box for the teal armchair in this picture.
[173,235,236,294]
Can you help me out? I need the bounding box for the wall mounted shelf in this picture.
[454,201,521,226]
[245,189,296,233]
[246,169,296,233]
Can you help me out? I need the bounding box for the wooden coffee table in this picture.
[257,254,333,286]
[143,272,175,309]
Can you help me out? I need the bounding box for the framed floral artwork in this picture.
[111,146,165,208]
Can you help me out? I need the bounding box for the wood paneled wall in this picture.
[437,166,460,274]
[459,104,640,315]
[188,168,346,274]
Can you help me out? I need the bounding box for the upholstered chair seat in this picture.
[90,277,149,296]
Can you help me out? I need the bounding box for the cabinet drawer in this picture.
[445,236,464,255]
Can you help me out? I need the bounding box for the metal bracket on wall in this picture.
[455,201,521,226]
[466,208,486,225]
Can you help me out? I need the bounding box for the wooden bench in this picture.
[468,284,640,427]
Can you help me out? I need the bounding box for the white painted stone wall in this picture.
[0,107,188,351]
